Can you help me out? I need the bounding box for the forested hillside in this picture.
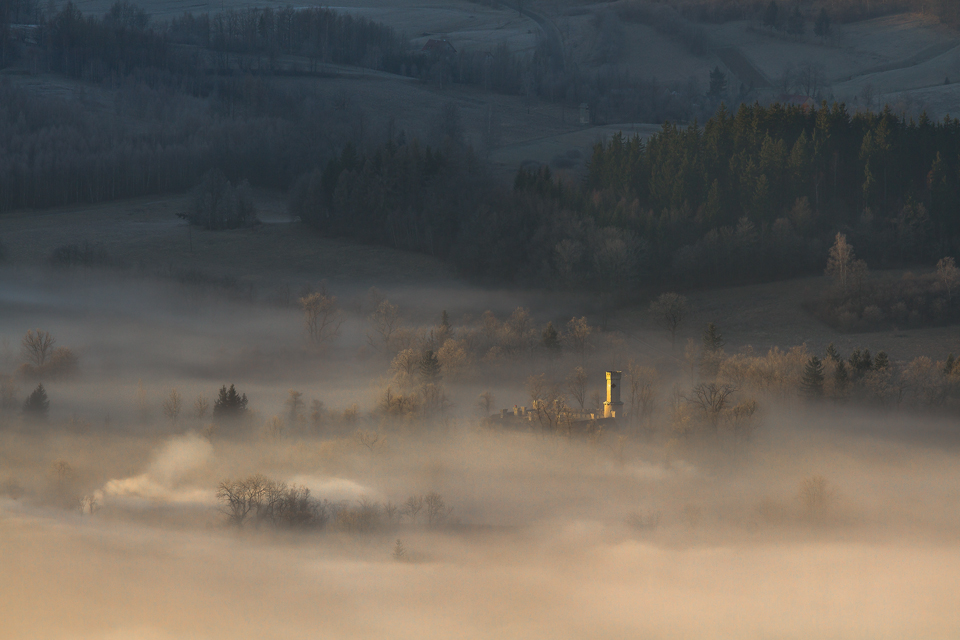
[300,102,959,291]
[1,1,957,293]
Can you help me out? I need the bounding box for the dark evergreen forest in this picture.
[301,103,960,291]
[0,1,957,292]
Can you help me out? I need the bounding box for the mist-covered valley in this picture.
[2,265,960,640]
[4,0,960,635]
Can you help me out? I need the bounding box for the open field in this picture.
[2,194,958,365]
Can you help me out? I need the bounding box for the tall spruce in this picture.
[763,1,779,28]
[874,351,890,371]
[419,350,441,383]
[945,354,957,375]
[213,384,248,418]
[801,356,825,398]
[849,349,873,377]
[23,383,50,419]
[541,322,561,354]
[702,323,725,352]
[814,8,831,38]
[708,67,728,98]
[825,343,841,362]
[834,360,849,395]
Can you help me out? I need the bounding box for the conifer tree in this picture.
[702,323,725,352]
[23,383,49,419]
[541,322,560,354]
[834,360,849,395]
[825,343,841,362]
[787,5,804,35]
[763,0,779,28]
[708,67,728,98]
[814,8,831,39]
[419,350,441,383]
[848,349,875,378]
[213,384,248,419]
[873,351,889,371]
[945,354,957,375]
[801,356,825,398]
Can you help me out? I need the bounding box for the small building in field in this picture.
[422,39,457,56]
[485,370,624,435]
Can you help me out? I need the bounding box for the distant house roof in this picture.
[779,94,817,109]
[422,39,456,55]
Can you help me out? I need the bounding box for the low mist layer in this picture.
[1,269,959,640]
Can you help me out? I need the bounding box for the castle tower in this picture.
[604,370,624,418]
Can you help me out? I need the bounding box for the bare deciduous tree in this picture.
[390,348,420,389]
[310,399,325,429]
[568,366,588,411]
[78,494,100,516]
[527,374,570,434]
[285,390,304,421]
[404,494,424,524]
[266,415,285,440]
[194,395,209,420]
[687,382,737,429]
[161,388,183,426]
[355,429,384,452]
[300,291,343,347]
[369,300,402,352]
[628,363,660,427]
[425,492,451,527]
[52,460,72,484]
[825,232,854,290]
[649,294,689,347]
[799,474,831,519]
[135,379,150,422]
[437,339,468,380]
[216,474,274,527]
[937,256,960,300]
[0,375,19,412]
[566,316,591,360]
[477,390,494,416]
[21,329,55,368]
[507,307,532,353]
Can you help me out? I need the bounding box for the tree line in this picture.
[620,0,957,26]
[579,102,960,284]
[299,101,960,290]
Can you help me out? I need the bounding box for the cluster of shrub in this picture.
[48,241,122,268]
[700,330,960,409]
[14,329,78,381]
[361,297,601,420]
[801,234,960,332]
[809,257,960,332]
[216,474,452,532]
[797,344,960,407]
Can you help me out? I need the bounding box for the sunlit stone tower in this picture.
[604,370,623,418]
